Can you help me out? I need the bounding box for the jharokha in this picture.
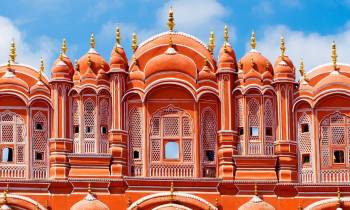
[0,8,349,210]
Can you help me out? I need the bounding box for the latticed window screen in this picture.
[264,99,274,155]
[128,107,143,176]
[236,98,244,155]
[32,112,48,179]
[72,99,80,153]
[200,107,217,177]
[0,111,26,178]
[320,112,350,169]
[83,99,96,153]
[149,105,194,177]
[99,99,109,153]
[248,98,261,154]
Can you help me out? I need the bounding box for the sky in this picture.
[0,0,350,77]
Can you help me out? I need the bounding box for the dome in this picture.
[239,50,273,75]
[78,49,109,76]
[51,56,71,80]
[198,60,216,81]
[62,53,74,76]
[238,196,275,210]
[218,43,236,70]
[315,70,350,90]
[110,45,128,70]
[144,46,197,79]
[70,193,109,210]
[30,80,50,94]
[0,72,29,91]
[129,59,145,82]
[273,55,295,80]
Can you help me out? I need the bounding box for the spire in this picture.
[208,31,215,54]
[132,32,138,53]
[280,35,286,60]
[331,40,337,70]
[251,31,256,50]
[223,25,229,50]
[39,57,44,81]
[61,38,67,54]
[59,51,63,61]
[74,59,79,72]
[9,40,16,63]
[90,33,95,49]
[299,58,307,82]
[167,6,175,31]
[115,26,121,45]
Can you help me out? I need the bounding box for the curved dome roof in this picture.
[239,50,273,75]
[70,193,109,210]
[78,49,109,76]
[238,196,275,210]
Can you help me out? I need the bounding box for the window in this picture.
[250,127,259,136]
[239,127,244,136]
[301,123,309,133]
[85,126,93,133]
[101,126,108,134]
[2,148,13,162]
[333,150,344,163]
[206,150,215,161]
[35,122,44,130]
[164,141,179,160]
[265,127,272,136]
[35,151,44,161]
[302,154,310,165]
[133,150,140,159]
[74,126,79,134]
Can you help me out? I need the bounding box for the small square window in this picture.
[74,126,79,134]
[85,126,93,133]
[301,123,309,133]
[334,150,344,163]
[302,154,310,165]
[206,150,215,161]
[35,122,44,130]
[265,127,273,136]
[239,127,244,136]
[2,147,13,162]
[133,150,140,159]
[101,126,108,134]
[250,127,259,136]
[35,151,44,161]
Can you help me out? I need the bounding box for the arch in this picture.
[313,90,350,108]
[122,89,144,102]
[247,98,261,155]
[196,88,220,102]
[127,191,217,210]
[152,203,192,210]
[0,91,29,106]
[293,98,313,112]
[28,96,53,108]
[304,197,350,210]
[0,193,46,210]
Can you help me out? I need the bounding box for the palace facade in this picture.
[0,9,349,210]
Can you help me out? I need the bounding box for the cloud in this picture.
[253,23,350,74]
[252,1,273,15]
[0,16,58,77]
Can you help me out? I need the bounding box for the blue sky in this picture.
[0,0,350,77]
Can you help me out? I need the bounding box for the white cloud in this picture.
[0,16,58,77]
[254,23,350,74]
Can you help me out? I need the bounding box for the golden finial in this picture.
[167,7,175,31]
[169,35,173,47]
[132,32,138,53]
[238,60,243,69]
[204,57,209,67]
[299,58,307,81]
[7,60,11,68]
[59,51,63,61]
[224,25,229,43]
[74,59,79,72]
[208,31,215,54]
[10,39,16,63]
[215,198,219,207]
[116,26,121,45]
[100,59,104,69]
[87,55,92,67]
[254,183,258,196]
[39,57,44,80]
[337,187,342,207]
[61,38,67,54]
[280,35,286,60]
[265,62,269,71]
[331,40,337,70]
[90,33,95,49]
[3,184,9,204]
[88,183,92,193]
[251,31,256,49]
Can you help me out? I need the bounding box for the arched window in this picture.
[83,99,96,153]
[200,107,217,177]
[319,112,350,183]
[248,98,261,154]
[99,99,109,153]
[72,99,80,153]
[0,111,26,179]
[297,112,313,183]
[128,107,143,176]
[264,99,274,155]
[149,105,194,177]
[32,111,48,179]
